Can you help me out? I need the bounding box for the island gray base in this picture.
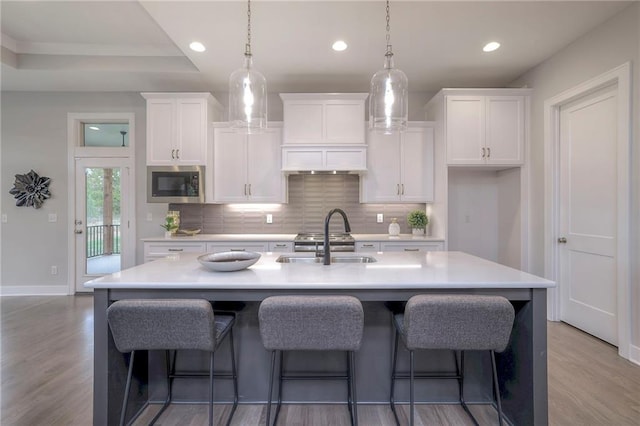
[94,288,547,425]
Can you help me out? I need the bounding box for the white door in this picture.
[74,158,133,292]
[559,85,618,345]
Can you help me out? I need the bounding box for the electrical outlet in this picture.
[48,213,57,222]
[376,213,384,223]
[50,265,58,275]
[266,214,273,224]
[146,213,153,221]
[1,214,7,223]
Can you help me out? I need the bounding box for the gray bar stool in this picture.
[107,299,239,426]
[258,295,364,426]
[389,294,515,426]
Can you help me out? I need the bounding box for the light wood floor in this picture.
[2,296,639,425]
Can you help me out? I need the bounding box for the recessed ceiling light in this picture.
[483,41,501,52]
[189,41,206,52]
[89,126,100,131]
[332,40,348,52]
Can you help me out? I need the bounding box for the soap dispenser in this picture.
[388,218,400,236]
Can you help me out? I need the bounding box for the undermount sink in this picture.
[276,255,377,264]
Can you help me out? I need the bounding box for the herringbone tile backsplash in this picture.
[171,175,425,234]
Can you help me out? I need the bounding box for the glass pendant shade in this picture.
[229,54,267,133]
[369,53,408,134]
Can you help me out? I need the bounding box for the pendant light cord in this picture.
[385,0,393,57]
[245,0,252,56]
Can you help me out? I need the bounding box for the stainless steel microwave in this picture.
[147,166,204,203]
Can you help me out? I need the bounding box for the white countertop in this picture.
[86,251,554,290]
[141,233,444,243]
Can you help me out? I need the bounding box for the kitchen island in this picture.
[87,251,554,425]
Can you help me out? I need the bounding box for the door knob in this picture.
[75,229,83,234]
[558,237,567,243]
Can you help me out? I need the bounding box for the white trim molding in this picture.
[0,285,69,296]
[543,62,632,360]
[629,344,640,367]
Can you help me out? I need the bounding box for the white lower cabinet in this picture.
[143,242,206,263]
[379,242,444,252]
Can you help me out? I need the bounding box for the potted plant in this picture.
[161,211,180,237]
[407,210,428,237]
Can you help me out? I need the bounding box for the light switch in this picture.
[48,213,57,222]
[376,213,384,223]
[266,214,273,224]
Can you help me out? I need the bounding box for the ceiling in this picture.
[0,1,633,94]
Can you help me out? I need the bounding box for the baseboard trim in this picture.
[629,344,640,366]
[0,285,70,296]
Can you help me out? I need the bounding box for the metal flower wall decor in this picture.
[9,169,52,209]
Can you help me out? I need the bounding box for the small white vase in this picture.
[412,228,425,237]
[388,218,400,236]
[164,231,172,239]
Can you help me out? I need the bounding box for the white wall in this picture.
[0,92,168,294]
[510,3,640,348]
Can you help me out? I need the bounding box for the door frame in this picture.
[544,62,631,359]
[67,113,136,295]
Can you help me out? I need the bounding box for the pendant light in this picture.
[229,0,267,133]
[369,0,408,134]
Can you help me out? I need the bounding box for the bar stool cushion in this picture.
[107,299,234,353]
[398,295,514,352]
[259,295,364,351]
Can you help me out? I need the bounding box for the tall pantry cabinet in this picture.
[425,88,531,270]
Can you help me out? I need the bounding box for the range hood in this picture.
[280,93,368,173]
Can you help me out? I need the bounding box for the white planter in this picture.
[412,228,425,237]
[164,231,172,239]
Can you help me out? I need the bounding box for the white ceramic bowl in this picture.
[197,251,261,272]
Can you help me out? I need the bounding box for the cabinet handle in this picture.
[244,184,247,196]
[171,149,175,159]
[168,248,183,252]
[176,149,180,159]
[248,184,252,196]
[481,147,486,158]
[401,184,405,195]
[487,147,490,158]
[362,244,374,247]
[230,248,246,251]
[404,248,420,252]
[558,237,567,244]
[396,184,400,195]
[274,244,287,247]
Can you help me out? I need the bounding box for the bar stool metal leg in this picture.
[274,351,284,425]
[119,351,135,426]
[227,328,239,426]
[350,351,358,426]
[409,350,415,426]
[491,351,504,426]
[209,351,215,426]
[266,350,277,426]
[389,328,400,426]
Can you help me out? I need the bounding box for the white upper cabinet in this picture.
[280,93,368,172]
[361,123,435,203]
[280,93,368,145]
[426,89,529,166]
[212,124,286,203]
[142,93,221,166]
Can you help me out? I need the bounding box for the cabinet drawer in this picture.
[380,242,444,252]
[144,242,206,262]
[205,242,268,253]
[268,242,293,252]
[355,242,380,252]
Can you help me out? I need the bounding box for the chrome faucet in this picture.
[323,208,351,265]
